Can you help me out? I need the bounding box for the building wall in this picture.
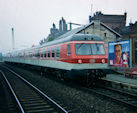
[122,22,137,66]
[135,40,137,64]
[132,36,137,65]
[89,12,127,34]
[78,20,117,48]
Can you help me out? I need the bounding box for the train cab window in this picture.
[47,48,50,58]
[75,44,91,55]
[56,46,60,58]
[44,49,46,58]
[67,44,71,56]
[75,43,105,55]
[91,44,105,55]
[52,48,55,57]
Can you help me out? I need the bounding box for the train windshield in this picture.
[75,43,105,55]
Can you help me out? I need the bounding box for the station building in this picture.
[89,11,127,34]
[57,20,121,50]
[122,22,137,67]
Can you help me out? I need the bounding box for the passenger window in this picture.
[47,48,50,57]
[32,51,34,57]
[38,49,40,58]
[67,44,71,56]
[56,46,60,58]
[52,48,55,57]
[34,50,36,57]
[40,49,43,58]
[34,50,37,57]
[44,49,46,58]
[29,51,33,57]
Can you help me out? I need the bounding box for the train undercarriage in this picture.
[5,61,107,86]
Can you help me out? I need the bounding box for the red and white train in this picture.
[4,34,108,82]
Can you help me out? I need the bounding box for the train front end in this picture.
[67,35,108,82]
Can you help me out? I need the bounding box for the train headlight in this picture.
[78,59,82,64]
[102,59,105,63]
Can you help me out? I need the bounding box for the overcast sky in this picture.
[0,0,137,53]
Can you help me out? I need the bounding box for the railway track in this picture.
[0,66,68,113]
[86,84,137,109]
[1,63,137,112]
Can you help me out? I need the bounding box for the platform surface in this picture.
[104,74,137,87]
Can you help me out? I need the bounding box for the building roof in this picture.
[122,26,130,35]
[100,22,122,37]
[55,20,121,40]
[90,11,126,22]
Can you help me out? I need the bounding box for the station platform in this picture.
[102,74,137,93]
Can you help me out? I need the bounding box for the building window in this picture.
[56,46,60,58]
[67,44,71,56]
[104,33,107,37]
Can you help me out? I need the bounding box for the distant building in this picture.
[50,23,59,35]
[59,19,63,32]
[58,17,68,33]
[62,17,67,32]
[89,11,127,34]
[122,21,137,66]
[40,17,68,45]
[78,20,121,49]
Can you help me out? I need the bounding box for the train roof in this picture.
[41,34,103,48]
[8,34,103,54]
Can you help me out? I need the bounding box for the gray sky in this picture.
[0,0,137,53]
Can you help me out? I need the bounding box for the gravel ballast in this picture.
[3,63,136,113]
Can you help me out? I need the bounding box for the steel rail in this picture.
[3,66,68,113]
[97,85,137,98]
[0,70,25,113]
[86,86,137,109]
